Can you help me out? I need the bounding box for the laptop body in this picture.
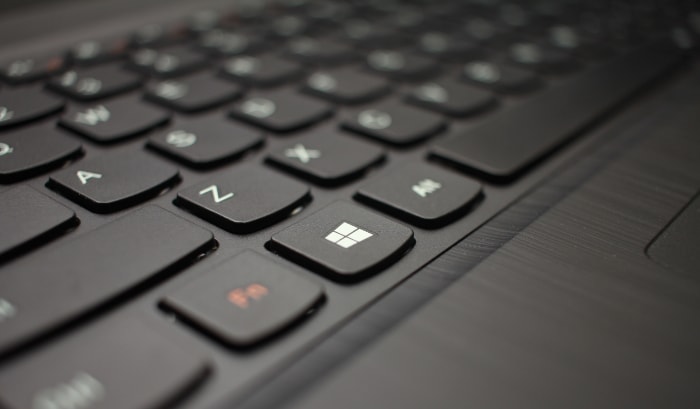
[0,0,698,408]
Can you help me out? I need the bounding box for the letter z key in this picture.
[176,165,310,233]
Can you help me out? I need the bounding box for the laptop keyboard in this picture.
[0,0,693,407]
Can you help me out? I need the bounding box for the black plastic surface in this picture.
[0,206,214,357]
[0,185,76,258]
[0,317,209,409]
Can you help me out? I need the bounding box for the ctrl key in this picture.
[0,318,209,409]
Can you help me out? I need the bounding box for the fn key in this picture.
[163,251,324,347]
[0,317,209,409]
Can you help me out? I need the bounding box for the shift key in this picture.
[431,42,682,180]
[0,206,214,357]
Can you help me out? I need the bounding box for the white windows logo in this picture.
[325,222,374,249]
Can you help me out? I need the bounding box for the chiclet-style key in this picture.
[48,150,179,212]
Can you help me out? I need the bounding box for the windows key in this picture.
[269,201,414,282]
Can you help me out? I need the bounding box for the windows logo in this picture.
[325,222,374,249]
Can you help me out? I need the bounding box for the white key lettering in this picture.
[0,106,15,123]
[75,78,103,96]
[284,144,321,163]
[154,81,188,100]
[412,178,442,198]
[166,130,197,148]
[241,98,276,119]
[415,83,448,103]
[32,372,105,409]
[74,105,110,126]
[199,185,234,203]
[0,298,17,323]
[76,170,103,185]
[0,142,14,156]
[7,59,35,77]
[358,109,392,130]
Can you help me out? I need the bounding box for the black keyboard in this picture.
[0,0,693,408]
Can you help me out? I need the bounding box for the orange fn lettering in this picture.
[227,284,269,309]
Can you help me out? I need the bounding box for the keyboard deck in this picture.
[0,0,693,408]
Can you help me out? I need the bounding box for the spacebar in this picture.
[430,42,683,180]
[0,206,214,357]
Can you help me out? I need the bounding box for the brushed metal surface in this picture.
[648,192,700,275]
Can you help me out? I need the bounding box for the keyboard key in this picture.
[0,185,76,258]
[48,150,179,212]
[145,72,242,113]
[198,29,267,56]
[148,117,263,168]
[388,7,427,31]
[0,55,66,84]
[0,317,209,409]
[269,201,414,281]
[355,162,482,227]
[307,2,352,26]
[342,19,404,48]
[463,17,511,44]
[59,95,170,143]
[266,127,385,186]
[187,9,221,35]
[365,49,438,80]
[0,206,214,356]
[129,23,185,48]
[342,100,445,146]
[508,42,578,73]
[406,78,496,117]
[0,123,82,183]
[163,250,324,347]
[416,31,481,61]
[271,15,313,38]
[0,86,64,129]
[47,65,142,101]
[128,46,208,78]
[229,90,333,133]
[176,165,310,233]
[220,54,303,87]
[302,68,390,104]
[547,25,613,61]
[67,38,129,66]
[498,3,533,30]
[432,42,682,180]
[285,37,356,65]
[232,1,268,21]
[462,60,540,93]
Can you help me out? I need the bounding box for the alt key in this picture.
[355,162,482,228]
[162,251,324,347]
